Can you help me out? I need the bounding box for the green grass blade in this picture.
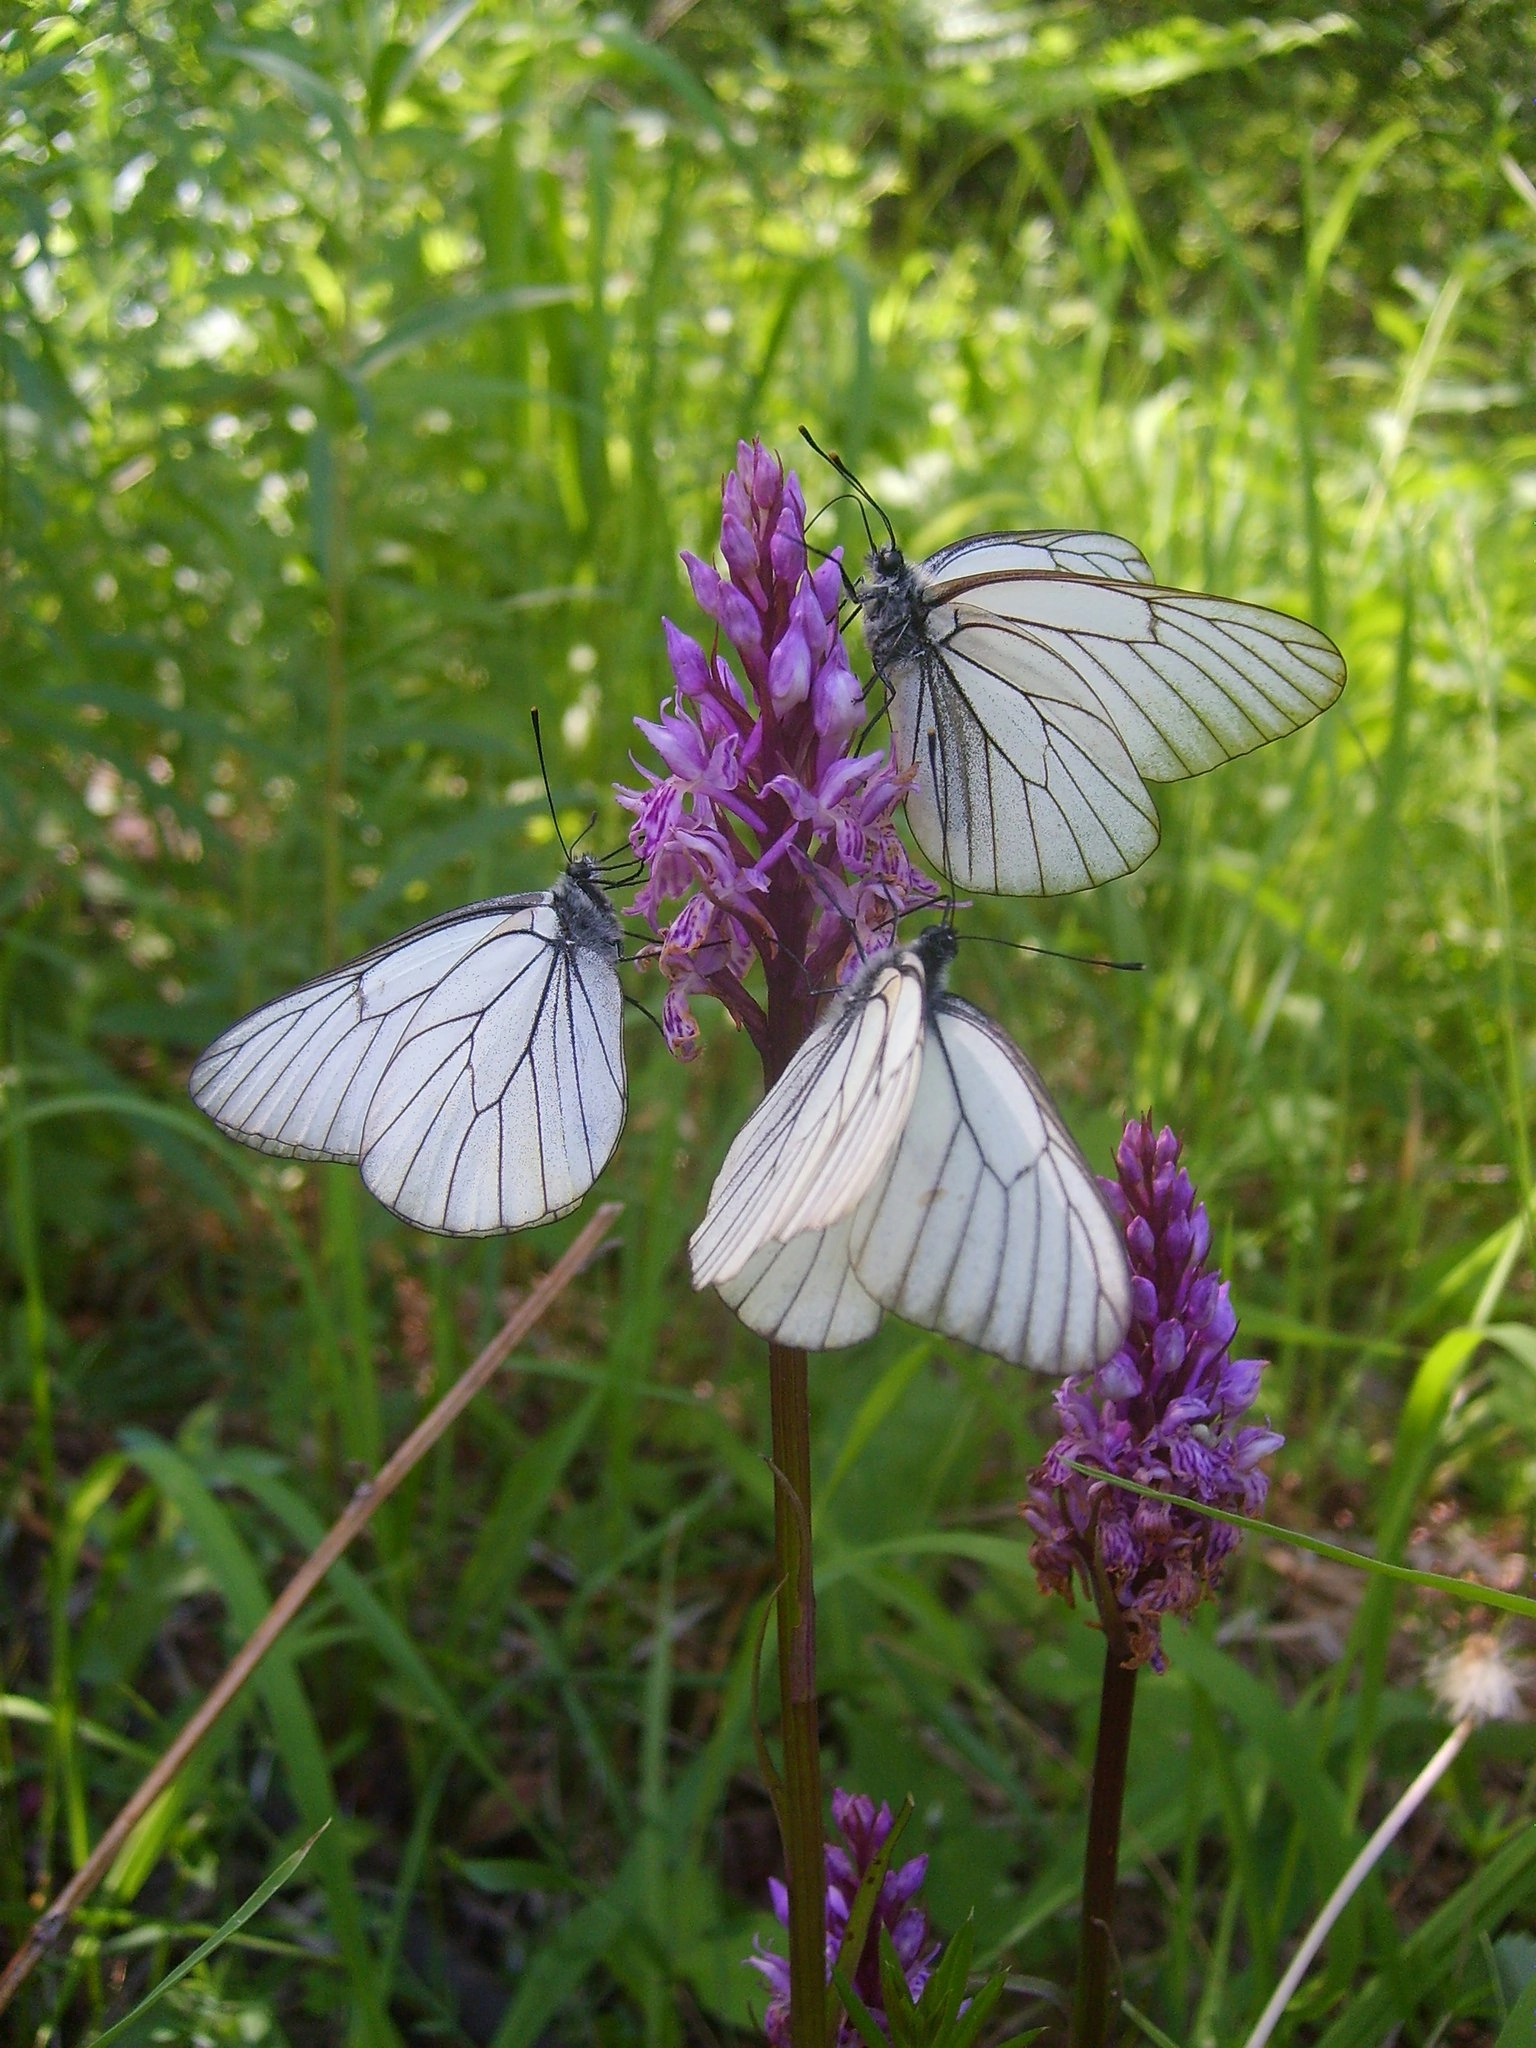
[88,1827,327,2048]
[123,1435,397,2046]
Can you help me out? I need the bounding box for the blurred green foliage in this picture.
[4,2,1536,2043]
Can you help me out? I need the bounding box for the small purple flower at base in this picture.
[617,441,939,1066]
[750,1789,939,2047]
[1024,1119,1284,1673]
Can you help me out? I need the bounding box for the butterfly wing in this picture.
[921,530,1155,585]
[891,632,1161,895]
[877,531,1343,896]
[191,894,626,1235]
[689,950,927,1290]
[358,903,625,1235]
[714,1214,884,1351]
[848,995,1130,1372]
[188,898,547,1164]
[932,570,1346,786]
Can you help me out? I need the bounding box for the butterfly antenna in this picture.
[568,808,600,857]
[798,426,897,550]
[959,932,1144,973]
[530,709,571,864]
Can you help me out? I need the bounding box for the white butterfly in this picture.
[189,856,626,1236]
[858,527,1346,897]
[690,925,1131,1371]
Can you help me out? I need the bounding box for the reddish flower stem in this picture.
[764,943,826,2048]
[768,1338,826,2048]
[1072,1574,1138,2048]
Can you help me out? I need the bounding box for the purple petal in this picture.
[1235,1426,1285,1471]
[716,580,763,655]
[663,618,711,699]
[1219,1357,1263,1413]
[750,440,781,510]
[682,550,723,619]
[721,509,765,605]
[1096,1356,1143,1401]
[767,624,813,712]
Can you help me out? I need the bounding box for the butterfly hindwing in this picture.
[715,1214,884,1351]
[692,930,1131,1372]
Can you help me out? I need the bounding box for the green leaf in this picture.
[122,1437,397,2046]
[89,1827,326,2047]
[487,1871,635,2048]
[1496,1962,1536,2046]
[834,1965,892,2048]
[827,1795,913,2040]
[1061,1458,1536,1624]
[1119,2000,1190,2048]
[822,1340,932,1507]
[209,41,358,155]
[1313,1826,1536,2048]
[367,0,480,127]
[354,284,582,379]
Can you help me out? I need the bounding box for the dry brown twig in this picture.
[0,1200,624,2019]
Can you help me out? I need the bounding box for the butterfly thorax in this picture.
[859,546,931,674]
[912,923,958,998]
[554,860,622,960]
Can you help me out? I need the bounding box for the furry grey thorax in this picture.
[858,546,931,674]
[554,858,622,959]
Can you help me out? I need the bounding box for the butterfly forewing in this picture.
[847,996,1130,1371]
[358,900,625,1235]
[922,530,1155,585]
[688,952,926,1289]
[189,903,544,1164]
[895,633,1159,896]
[939,574,1345,783]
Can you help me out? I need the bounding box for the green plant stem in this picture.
[769,1338,827,2048]
[1073,1577,1138,2048]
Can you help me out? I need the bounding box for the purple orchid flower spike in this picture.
[1024,1117,1284,1672]
[750,1789,940,2048]
[617,440,939,1077]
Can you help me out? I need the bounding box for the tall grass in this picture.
[3,3,1535,2043]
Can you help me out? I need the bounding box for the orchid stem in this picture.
[769,1338,827,2048]
[1072,1577,1139,2048]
